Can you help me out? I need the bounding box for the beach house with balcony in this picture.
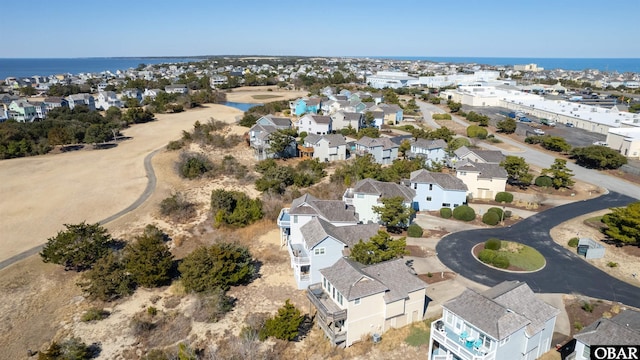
[8,99,38,122]
[299,133,347,162]
[248,114,295,160]
[290,98,321,116]
[409,169,468,211]
[297,114,332,135]
[567,309,640,360]
[307,257,427,347]
[342,178,415,224]
[450,146,505,169]
[455,162,508,200]
[428,280,559,360]
[66,93,96,111]
[408,138,448,164]
[331,111,363,132]
[95,91,122,110]
[354,136,399,164]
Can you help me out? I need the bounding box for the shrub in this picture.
[407,223,424,237]
[39,338,100,360]
[487,207,504,219]
[492,255,510,269]
[81,308,110,322]
[432,113,452,120]
[482,211,500,226]
[494,192,513,203]
[607,261,619,268]
[440,208,452,219]
[192,288,234,323]
[535,175,554,187]
[40,222,114,272]
[466,125,488,139]
[159,192,196,222]
[568,237,579,247]
[504,210,512,218]
[147,306,158,316]
[452,205,476,221]
[574,321,583,331]
[166,140,184,151]
[478,249,496,263]
[259,299,304,341]
[178,153,213,179]
[582,301,594,313]
[485,238,502,250]
[211,189,263,228]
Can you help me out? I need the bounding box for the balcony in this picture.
[307,283,347,323]
[317,316,347,344]
[430,319,495,360]
[298,144,314,158]
[277,208,290,228]
[288,242,310,266]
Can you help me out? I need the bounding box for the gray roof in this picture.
[320,258,426,302]
[262,114,292,128]
[288,194,358,223]
[413,138,447,150]
[410,170,468,191]
[454,146,505,164]
[300,217,380,249]
[352,178,416,202]
[304,133,347,147]
[443,281,559,340]
[355,136,398,151]
[311,115,331,124]
[574,309,640,346]
[456,162,508,179]
[344,112,362,121]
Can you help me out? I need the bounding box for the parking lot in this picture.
[463,105,607,147]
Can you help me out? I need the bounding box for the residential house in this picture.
[331,111,363,131]
[0,93,19,105]
[0,104,9,122]
[300,133,347,162]
[248,114,295,160]
[428,280,559,360]
[95,91,122,110]
[165,84,188,94]
[451,146,506,168]
[66,93,96,111]
[8,99,37,122]
[31,101,46,119]
[308,257,427,347]
[368,103,404,125]
[209,74,228,88]
[122,88,143,104]
[456,162,508,200]
[569,309,640,360]
[343,178,416,224]
[409,169,468,211]
[143,88,163,100]
[297,114,332,135]
[354,136,399,165]
[43,97,68,112]
[408,138,448,164]
[290,98,321,116]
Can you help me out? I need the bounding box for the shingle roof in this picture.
[574,309,640,346]
[311,115,331,124]
[320,258,427,302]
[443,281,559,340]
[263,114,292,128]
[456,162,508,179]
[288,194,358,223]
[344,112,362,121]
[410,170,468,191]
[356,136,398,150]
[352,178,416,202]
[454,146,505,164]
[300,217,380,249]
[413,138,447,150]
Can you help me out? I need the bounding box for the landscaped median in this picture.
[472,238,546,272]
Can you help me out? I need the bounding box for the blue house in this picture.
[408,138,447,164]
[290,98,321,116]
[409,169,467,211]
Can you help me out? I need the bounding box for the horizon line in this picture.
[1,55,640,60]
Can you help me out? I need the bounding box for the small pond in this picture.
[222,101,262,112]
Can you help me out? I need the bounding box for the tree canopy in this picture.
[350,230,408,265]
[372,196,415,231]
[602,202,640,245]
[40,222,114,271]
[500,155,533,187]
[571,145,628,170]
[123,225,174,288]
[211,189,263,228]
[259,299,305,341]
[496,117,517,133]
[76,252,136,301]
[541,158,574,189]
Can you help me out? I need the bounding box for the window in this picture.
[500,336,510,346]
[445,311,452,325]
[354,298,361,305]
[426,196,432,201]
[459,171,467,176]
[356,193,364,198]
[442,203,451,207]
[323,277,327,289]
[338,293,343,306]
[429,184,433,191]
[582,345,590,358]
[413,183,417,189]
[453,204,459,207]
[314,248,325,255]
[293,215,298,224]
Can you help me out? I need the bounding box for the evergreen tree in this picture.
[372,196,416,231]
[77,252,135,301]
[123,225,174,288]
[541,158,574,189]
[40,222,114,271]
[602,202,640,245]
[259,299,304,341]
[350,230,408,265]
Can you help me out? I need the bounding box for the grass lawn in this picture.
[251,94,282,100]
[499,241,545,271]
[405,324,430,347]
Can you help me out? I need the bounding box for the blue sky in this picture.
[3,0,640,58]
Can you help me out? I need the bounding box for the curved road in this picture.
[0,148,161,271]
[436,191,640,308]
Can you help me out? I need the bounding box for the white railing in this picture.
[430,326,494,360]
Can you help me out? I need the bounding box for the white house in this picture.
[209,74,228,88]
[301,133,347,162]
[408,138,448,164]
[342,178,415,225]
[297,114,332,135]
[428,281,559,360]
[366,71,419,89]
[456,162,508,200]
[308,257,427,347]
[165,84,188,94]
[409,169,468,211]
[66,93,96,111]
[95,91,122,110]
[451,146,506,168]
[570,309,640,360]
[354,136,399,165]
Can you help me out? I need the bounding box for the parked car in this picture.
[540,118,556,126]
[507,112,516,119]
[519,117,532,123]
[565,122,574,127]
[533,129,545,135]
[593,141,608,146]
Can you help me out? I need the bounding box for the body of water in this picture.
[0,57,201,79]
[371,56,640,74]
[222,101,262,112]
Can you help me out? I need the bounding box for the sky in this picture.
[2,0,640,58]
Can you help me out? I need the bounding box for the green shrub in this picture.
[607,261,618,268]
[568,237,579,247]
[432,113,452,120]
[485,238,502,250]
[482,211,500,226]
[159,192,196,222]
[407,223,424,237]
[574,321,583,331]
[147,306,158,316]
[166,140,185,150]
[452,205,476,221]
[535,175,554,188]
[440,207,452,219]
[582,301,594,313]
[487,207,504,219]
[178,153,213,179]
[466,125,488,139]
[478,249,496,263]
[81,307,110,322]
[492,255,510,269]
[259,299,305,341]
[494,192,513,203]
[504,210,512,218]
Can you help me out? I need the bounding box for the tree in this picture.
[350,230,408,265]
[84,124,112,145]
[211,189,263,227]
[398,139,411,158]
[122,107,154,124]
[571,145,628,170]
[123,225,174,288]
[466,125,488,139]
[496,117,517,133]
[38,337,100,360]
[76,252,135,301]
[500,155,533,187]
[178,243,256,293]
[541,136,572,153]
[446,100,461,113]
[40,222,114,271]
[447,137,471,152]
[259,299,305,341]
[373,196,415,231]
[48,127,74,148]
[541,158,574,189]
[602,202,640,245]
[267,128,296,158]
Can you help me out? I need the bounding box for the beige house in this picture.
[456,162,507,200]
[307,257,427,347]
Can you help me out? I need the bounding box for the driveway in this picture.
[435,191,640,308]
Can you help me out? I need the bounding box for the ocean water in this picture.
[0,57,201,79]
[372,56,640,74]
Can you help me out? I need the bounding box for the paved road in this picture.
[436,191,640,308]
[0,148,161,271]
